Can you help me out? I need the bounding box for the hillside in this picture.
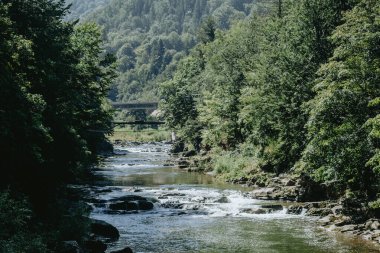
[65,0,108,20]
[81,0,257,102]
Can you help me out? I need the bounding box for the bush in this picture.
[0,191,48,253]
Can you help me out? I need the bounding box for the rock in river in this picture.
[90,219,120,241]
[108,195,155,211]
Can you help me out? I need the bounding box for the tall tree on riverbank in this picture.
[0,0,115,250]
[300,0,380,196]
[161,0,380,200]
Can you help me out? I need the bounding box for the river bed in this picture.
[87,143,377,253]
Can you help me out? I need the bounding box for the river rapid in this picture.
[87,143,377,253]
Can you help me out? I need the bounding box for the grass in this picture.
[108,127,172,143]
[210,151,273,184]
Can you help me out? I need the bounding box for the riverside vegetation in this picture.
[161,0,380,246]
[0,0,116,252]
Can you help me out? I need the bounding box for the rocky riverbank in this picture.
[63,180,136,253]
[170,146,380,249]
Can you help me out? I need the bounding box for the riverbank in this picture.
[110,127,171,143]
[169,146,380,249]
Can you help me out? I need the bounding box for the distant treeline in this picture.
[0,0,115,251]
[161,0,380,204]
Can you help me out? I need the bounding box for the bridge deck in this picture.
[113,121,165,125]
[112,102,159,110]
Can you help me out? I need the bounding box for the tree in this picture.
[300,0,380,196]
[197,16,216,44]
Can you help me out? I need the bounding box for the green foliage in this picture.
[69,0,257,103]
[110,128,171,142]
[300,0,380,194]
[212,151,260,181]
[0,0,115,250]
[0,191,48,253]
[162,0,380,200]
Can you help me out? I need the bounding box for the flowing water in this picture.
[87,143,378,253]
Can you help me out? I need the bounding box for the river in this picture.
[87,143,377,253]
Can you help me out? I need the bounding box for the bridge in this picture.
[111,102,159,110]
[111,101,164,126]
[113,120,165,125]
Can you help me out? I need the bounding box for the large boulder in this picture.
[136,200,154,210]
[90,219,120,241]
[109,201,139,211]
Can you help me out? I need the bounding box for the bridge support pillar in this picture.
[171,132,177,142]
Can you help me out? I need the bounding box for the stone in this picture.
[281,178,296,186]
[286,205,304,215]
[306,208,332,217]
[241,208,270,214]
[214,196,230,203]
[161,201,184,209]
[136,200,154,210]
[372,230,380,237]
[331,205,343,216]
[318,215,333,226]
[340,224,358,233]
[109,201,139,211]
[84,239,107,253]
[251,188,278,200]
[334,216,352,227]
[260,204,283,211]
[371,220,380,230]
[110,247,133,253]
[110,195,146,202]
[90,219,120,241]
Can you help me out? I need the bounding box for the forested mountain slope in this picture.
[65,0,108,20]
[80,0,257,102]
[161,0,380,206]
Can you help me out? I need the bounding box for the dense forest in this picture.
[161,0,380,208]
[69,0,259,102]
[0,0,115,251]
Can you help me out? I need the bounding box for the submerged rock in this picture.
[260,204,283,211]
[214,196,230,203]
